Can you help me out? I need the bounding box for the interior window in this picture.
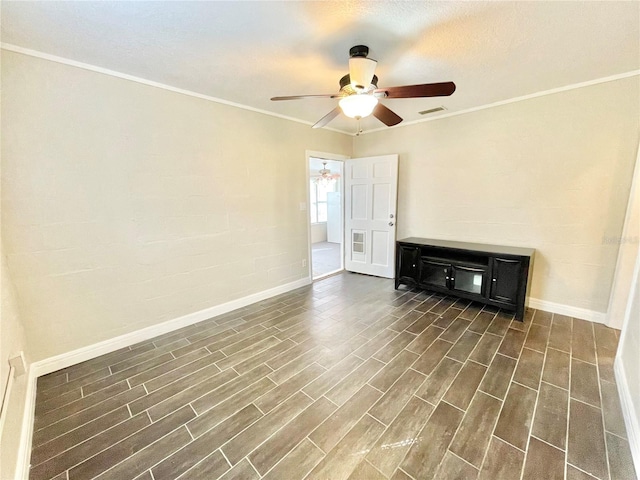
[309,179,336,223]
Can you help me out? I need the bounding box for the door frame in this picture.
[305,150,349,281]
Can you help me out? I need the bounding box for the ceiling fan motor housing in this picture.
[339,74,378,94]
[349,45,369,58]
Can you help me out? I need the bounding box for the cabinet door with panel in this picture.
[489,257,522,305]
[396,245,420,287]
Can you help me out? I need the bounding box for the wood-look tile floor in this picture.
[30,273,637,480]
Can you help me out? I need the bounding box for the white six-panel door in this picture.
[344,154,398,278]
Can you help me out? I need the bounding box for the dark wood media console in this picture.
[395,238,535,321]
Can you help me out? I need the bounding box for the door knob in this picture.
[390,214,394,218]
[388,222,394,226]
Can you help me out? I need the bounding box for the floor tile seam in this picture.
[530,432,567,453]
[218,396,328,473]
[604,428,630,442]
[447,448,481,472]
[320,395,339,408]
[266,360,327,387]
[143,348,230,390]
[266,352,328,385]
[265,341,319,369]
[33,380,138,434]
[253,364,328,414]
[33,408,163,479]
[37,371,69,391]
[81,350,207,399]
[200,398,286,469]
[397,466,417,480]
[591,321,613,480]
[40,368,114,395]
[29,405,141,471]
[569,395,603,411]
[567,461,606,480]
[172,445,231,480]
[477,387,505,404]
[372,374,432,428]
[50,360,132,388]
[245,457,262,478]
[392,394,455,480]
[363,459,389,480]
[541,378,569,392]
[108,347,187,376]
[359,328,404,359]
[101,422,196,480]
[142,366,254,422]
[571,355,598,367]
[519,336,551,480]
[188,375,278,430]
[473,332,505,367]
[218,329,281,357]
[447,388,500,470]
[217,338,286,373]
[511,379,538,393]
[405,334,442,356]
[441,398,466,414]
[504,311,538,480]
[371,343,421,368]
[309,393,385,456]
[438,351,489,411]
[492,431,528,454]
[477,317,532,474]
[36,390,86,418]
[563,315,575,480]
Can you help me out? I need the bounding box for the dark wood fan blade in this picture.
[271,94,342,101]
[375,81,456,99]
[312,107,341,128]
[373,103,403,126]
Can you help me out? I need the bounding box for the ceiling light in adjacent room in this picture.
[315,161,340,186]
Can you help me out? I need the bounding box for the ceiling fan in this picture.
[271,45,456,131]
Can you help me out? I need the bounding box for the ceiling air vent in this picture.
[419,106,446,115]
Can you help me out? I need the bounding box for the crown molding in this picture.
[0,43,352,136]
[2,43,638,138]
[362,69,640,135]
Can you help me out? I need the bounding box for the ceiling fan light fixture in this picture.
[348,57,377,90]
[339,94,378,119]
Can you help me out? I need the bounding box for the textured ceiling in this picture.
[2,1,639,134]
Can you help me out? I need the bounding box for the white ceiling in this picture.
[2,1,639,134]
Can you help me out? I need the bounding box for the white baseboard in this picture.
[16,276,311,478]
[14,367,37,480]
[527,297,607,324]
[30,276,311,378]
[615,358,640,478]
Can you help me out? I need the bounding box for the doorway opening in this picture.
[308,156,344,279]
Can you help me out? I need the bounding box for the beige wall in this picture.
[354,77,640,315]
[1,68,30,478]
[1,51,351,361]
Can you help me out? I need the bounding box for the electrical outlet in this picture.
[302,259,307,268]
